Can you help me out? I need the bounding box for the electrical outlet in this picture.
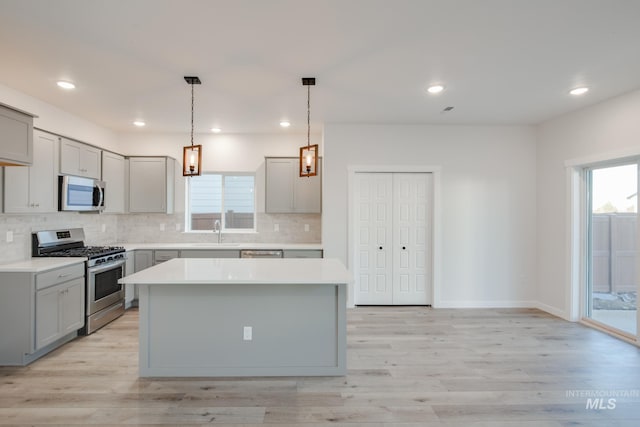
[304,224,310,232]
[243,326,252,341]
[273,224,279,232]
[175,223,181,231]
[101,224,106,233]
[6,231,13,243]
[159,223,166,231]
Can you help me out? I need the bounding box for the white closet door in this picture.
[355,173,393,304]
[392,173,432,304]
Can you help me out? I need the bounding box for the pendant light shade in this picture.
[300,144,318,176]
[183,144,202,176]
[183,76,202,177]
[299,77,318,177]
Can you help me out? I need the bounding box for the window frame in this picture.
[185,172,257,233]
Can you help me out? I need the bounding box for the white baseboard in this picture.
[435,300,536,309]
[349,300,573,323]
[534,301,570,320]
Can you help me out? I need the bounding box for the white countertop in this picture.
[0,257,86,273]
[0,243,322,272]
[119,258,350,285]
[121,242,322,251]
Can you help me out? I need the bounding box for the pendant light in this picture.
[299,77,318,177]
[183,76,202,177]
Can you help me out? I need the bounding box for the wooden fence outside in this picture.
[592,213,637,293]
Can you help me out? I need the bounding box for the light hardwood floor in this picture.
[1,307,639,426]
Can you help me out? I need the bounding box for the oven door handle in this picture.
[88,259,126,275]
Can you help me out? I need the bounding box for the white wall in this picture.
[537,89,640,319]
[323,124,537,307]
[0,83,118,151]
[115,132,322,212]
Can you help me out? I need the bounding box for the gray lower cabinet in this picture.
[128,250,154,306]
[134,250,153,271]
[126,248,322,277]
[0,262,85,366]
[153,250,179,265]
[180,249,240,258]
[283,250,323,258]
[35,277,84,350]
[124,251,135,307]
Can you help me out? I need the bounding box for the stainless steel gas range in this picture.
[32,228,126,334]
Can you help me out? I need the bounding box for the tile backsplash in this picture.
[0,212,321,264]
[117,212,321,244]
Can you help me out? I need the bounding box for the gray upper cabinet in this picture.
[4,129,58,213]
[60,137,102,179]
[0,103,35,166]
[128,156,175,213]
[265,157,321,213]
[101,151,125,213]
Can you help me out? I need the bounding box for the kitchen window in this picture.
[186,173,256,232]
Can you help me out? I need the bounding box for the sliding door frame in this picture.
[567,153,640,345]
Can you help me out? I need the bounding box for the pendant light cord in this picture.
[190,83,195,147]
[307,84,311,149]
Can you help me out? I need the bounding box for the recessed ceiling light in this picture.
[56,81,75,90]
[280,121,291,128]
[569,87,589,96]
[133,121,146,127]
[427,84,445,94]
[211,127,221,133]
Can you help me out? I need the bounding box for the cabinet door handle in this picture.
[58,273,71,278]
[378,246,383,250]
[402,246,406,250]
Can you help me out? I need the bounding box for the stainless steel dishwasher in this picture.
[240,249,284,258]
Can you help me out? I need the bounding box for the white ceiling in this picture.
[1,0,640,134]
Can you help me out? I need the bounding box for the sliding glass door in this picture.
[586,162,638,337]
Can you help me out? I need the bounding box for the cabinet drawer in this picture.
[283,250,323,258]
[36,263,85,290]
[180,249,240,258]
[154,250,179,264]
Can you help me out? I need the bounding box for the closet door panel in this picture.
[355,173,393,304]
[392,173,432,305]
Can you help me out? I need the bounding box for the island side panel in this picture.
[139,282,346,377]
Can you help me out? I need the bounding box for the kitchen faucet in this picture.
[213,219,221,243]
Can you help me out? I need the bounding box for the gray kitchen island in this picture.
[119,258,349,377]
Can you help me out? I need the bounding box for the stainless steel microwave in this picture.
[58,175,105,212]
